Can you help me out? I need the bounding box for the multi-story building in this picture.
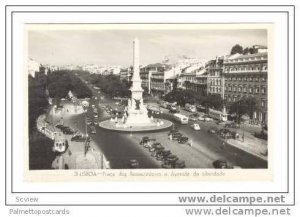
[178,66,207,95]
[120,67,132,82]
[140,63,173,96]
[223,51,268,124]
[206,56,225,99]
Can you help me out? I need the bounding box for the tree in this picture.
[243,47,255,55]
[201,94,224,111]
[230,44,243,55]
[164,89,201,106]
[229,96,259,122]
[28,76,49,134]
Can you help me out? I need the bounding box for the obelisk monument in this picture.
[125,38,152,125]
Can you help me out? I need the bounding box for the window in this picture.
[243,87,247,93]
[238,86,242,92]
[255,87,259,94]
[233,77,236,81]
[249,87,253,93]
[229,86,232,92]
[262,76,266,82]
[233,86,236,92]
[261,87,266,94]
[261,100,266,107]
[238,77,242,81]
[250,77,253,81]
[256,77,259,81]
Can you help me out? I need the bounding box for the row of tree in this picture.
[230,44,257,55]
[164,89,259,122]
[85,73,131,98]
[28,76,49,134]
[46,70,93,99]
[28,70,93,133]
[164,89,224,110]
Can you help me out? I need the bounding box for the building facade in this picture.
[206,57,225,99]
[120,67,132,82]
[140,63,172,96]
[178,66,207,95]
[223,51,268,124]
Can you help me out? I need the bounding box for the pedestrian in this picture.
[189,140,193,147]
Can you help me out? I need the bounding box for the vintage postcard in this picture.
[25,23,272,182]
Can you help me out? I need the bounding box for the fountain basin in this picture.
[98,119,173,133]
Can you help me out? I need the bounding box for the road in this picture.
[69,74,267,169]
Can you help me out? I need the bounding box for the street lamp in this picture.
[242,123,245,142]
[130,126,132,137]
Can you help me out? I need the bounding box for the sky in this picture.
[28,28,267,67]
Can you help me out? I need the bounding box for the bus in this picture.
[208,108,228,121]
[173,113,189,124]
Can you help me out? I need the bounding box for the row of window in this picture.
[209,79,222,86]
[209,87,222,93]
[226,64,267,72]
[226,76,267,82]
[226,86,266,94]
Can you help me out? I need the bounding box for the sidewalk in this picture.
[226,135,268,161]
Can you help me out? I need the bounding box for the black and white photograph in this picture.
[28,24,269,171]
[3,3,297,215]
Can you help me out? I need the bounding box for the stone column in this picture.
[133,38,140,81]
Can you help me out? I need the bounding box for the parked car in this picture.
[161,150,171,158]
[71,134,87,142]
[55,124,64,129]
[149,147,156,152]
[178,136,189,144]
[198,116,205,121]
[171,132,182,140]
[90,126,96,134]
[191,123,201,131]
[168,129,179,135]
[174,160,186,168]
[169,105,179,113]
[216,120,226,125]
[212,160,233,169]
[188,114,199,121]
[208,127,218,134]
[156,155,164,161]
[166,154,179,163]
[161,163,173,169]
[231,131,240,139]
[129,159,139,168]
[140,136,149,145]
[225,122,240,128]
[204,117,213,122]
[219,128,232,139]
